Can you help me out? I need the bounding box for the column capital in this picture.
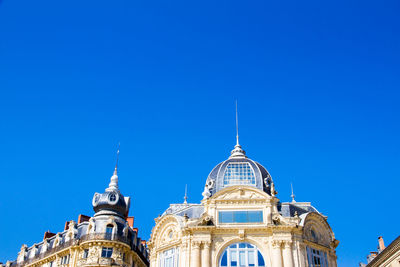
[271,240,283,249]
[203,241,211,249]
[283,241,293,249]
[192,241,202,248]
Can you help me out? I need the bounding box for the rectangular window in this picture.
[219,211,263,223]
[101,247,113,258]
[60,255,70,265]
[83,249,89,258]
[306,247,329,267]
[160,248,178,267]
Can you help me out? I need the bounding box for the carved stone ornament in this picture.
[198,213,214,226]
[202,179,215,199]
[271,240,283,248]
[238,229,245,240]
[272,214,281,225]
[303,217,331,247]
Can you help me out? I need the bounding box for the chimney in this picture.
[127,216,135,228]
[43,231,56,240]
[367,252,378,263]
[378,236,385,251]
[78,214,91,224]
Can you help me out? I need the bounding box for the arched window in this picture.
[159,248,179,267]
[220,243,265,267]
[106,224,113,235]
[223,163,256,187]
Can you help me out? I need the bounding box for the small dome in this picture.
[92,165,130,218]
[92,190,129,218]
[202,145,273,199]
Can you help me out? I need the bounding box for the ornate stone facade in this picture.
[148,142,339,267]
[2,159,149,267]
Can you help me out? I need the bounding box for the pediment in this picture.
[212,186,269,201]
[302,213,334,247]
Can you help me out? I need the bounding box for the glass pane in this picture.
[220,251,227,266]
[106,226,113,234]
[258,251,265,266]
[219,243,265,267]
[235,211,247,223]
[231,251,237,266]
[248,211,263,223]
[223,163,256,186]
[239,251,245,266]
[248,251,255,265]
[219,211,263,224]
[220,211,234,223]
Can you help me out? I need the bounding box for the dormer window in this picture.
[223,163,256,187]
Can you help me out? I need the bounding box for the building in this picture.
[360,236,400,267]
[148,140,339,267]
[1,160,149,267]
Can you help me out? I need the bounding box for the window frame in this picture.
[306,246,329,267]
[219,242,265,267]
[222,162,256,187]
[83,249,89,259]
[105,224,114,235]
[218,210,264,224]
[159,247,179,267]
[101,247,113,258]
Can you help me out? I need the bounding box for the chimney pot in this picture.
[378,236,386,251]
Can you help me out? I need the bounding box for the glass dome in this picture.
[202,144,273,199]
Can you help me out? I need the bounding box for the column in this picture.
[300,244,308,267]
[271,241,283,267]
[180,244,187,267]
[201,242,211,267]
[150,254,157,267]
[191,242,201,267]
[282,242,294,267]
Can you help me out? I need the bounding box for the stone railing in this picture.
[79,233,130,245]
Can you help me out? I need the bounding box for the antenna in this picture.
[291,183,296,203]
[184,184,188,204]
[235,100,239,146]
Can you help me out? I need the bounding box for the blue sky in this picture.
[0,0,399,266]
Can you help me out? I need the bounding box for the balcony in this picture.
[79,233,130,245]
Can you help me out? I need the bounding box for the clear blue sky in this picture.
[0,0,399,266]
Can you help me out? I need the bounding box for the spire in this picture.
[183,184,188,204]
[106,143,120,192]
[291,183,296,203]
[230,100,246,158]
[236,100,239,146]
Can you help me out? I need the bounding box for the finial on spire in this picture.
[114,142,120,176]
[107,143,120,192]
[183,184,188,204]
[230,100,246,158]
[236,100,239,146]
[291,183,296,203]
